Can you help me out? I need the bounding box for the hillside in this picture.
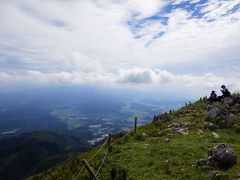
[0,131,90,180]
[30,94,240,180]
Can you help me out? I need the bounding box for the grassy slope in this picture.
[30,95,240,180]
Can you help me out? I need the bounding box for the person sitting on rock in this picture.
[221,85,231,97]
[218,85,231,101]
[209,91,217,103]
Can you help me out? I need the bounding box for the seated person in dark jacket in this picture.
[209,91,217,103]
[218,85,231,101]
[221,85,231,97]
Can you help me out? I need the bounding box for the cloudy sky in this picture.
[0,0,240,96]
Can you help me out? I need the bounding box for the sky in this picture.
[0,0,240,97]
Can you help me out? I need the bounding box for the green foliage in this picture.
[29,94,240,180]
[0,131,90,180]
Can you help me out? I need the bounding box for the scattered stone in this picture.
[207,144,237,169]
[197,129,204,135]
[136,133,147,141]
[140,133,147,141]
[169,122,192,128]
[176,128,189,135]
[205,122,219,131]
[206,107,221,121]
[168,122,190,135]
[212,132,220,139]
[208,171,220,179]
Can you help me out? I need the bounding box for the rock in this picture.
[226,113,237,122]
[176,128,189,135]
[197,158,208,165]
[140,133,147,141]
[207,104,213,111]
[233,103,240,109]
[233,97,240,104]
[206,107,221,121]
[218,119,231,129]
[153,113,169,123]
[208,171,220,179]
[208,144,237,169]
[170,122,181,128]
[197,129,204,135]
[212,132,220,139]
[136,133,147,141]
[205,122,219,131]
[223,97,233,106]
[169,122,191,128]
[218,113,236,129]
[169,122,189,135]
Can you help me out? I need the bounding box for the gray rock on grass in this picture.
[206,107,221,121]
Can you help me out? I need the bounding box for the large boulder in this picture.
[206,107,222,121]
[207,144,237,169]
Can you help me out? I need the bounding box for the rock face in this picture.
[207,144,237,169]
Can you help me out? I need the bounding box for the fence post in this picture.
[82,159,98,180]
[108,134,112,151]
[134,116,137,134]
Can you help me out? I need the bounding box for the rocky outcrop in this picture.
[153,113,170,123]
[205,97,239,129]
[198,144,237,170]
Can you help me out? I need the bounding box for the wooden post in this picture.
[82,159,98,180]
[108,134,112,151]
[134,116,137,133]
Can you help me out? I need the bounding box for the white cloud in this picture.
[0,0,239,95]
[1,68,240,95]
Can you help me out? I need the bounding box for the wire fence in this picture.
[73,132,129,180]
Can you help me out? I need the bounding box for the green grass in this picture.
[29,96,240,180]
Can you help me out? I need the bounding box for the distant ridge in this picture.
[0,130,90,180]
